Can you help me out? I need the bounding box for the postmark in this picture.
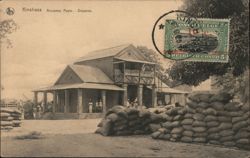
[152,10,230,62]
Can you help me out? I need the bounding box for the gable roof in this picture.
[75,44,131,62]
[55,64,114,85]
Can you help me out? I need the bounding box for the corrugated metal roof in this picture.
[75,44,130,62]
[69,65,113,84]
[34,83,124,92]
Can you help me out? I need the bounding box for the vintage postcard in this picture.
[0,0,249,157]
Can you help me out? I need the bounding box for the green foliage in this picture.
[169,0,249,85]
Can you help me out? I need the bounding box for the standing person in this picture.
[89,99,93,113]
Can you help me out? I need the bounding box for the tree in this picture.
[168,0,249,86]
[0,19,19,48]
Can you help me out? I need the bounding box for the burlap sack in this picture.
[161,122,172,129]
[128,119,141,127]
[207,133,220,140]
[206,121,219,128]
[195,108,205,114]
[218,123,232,130]
[113,124,127,131]
[150,113,163,123]
[186,107,196,114]
[181,136,193,143]
[233,121,248,131]
[193,113,205,121]
[209,140,220,145]
[182,130,193,137]
[219,135,233,142]
[0,112,10,118]
[229,111,244,117]
[184,113,193,119]
[224,102,241,111]
[193,132,207,137]
[232,116,247,124]
[105,105,125,116]
[128,114,139,121]
[138,110,151,118]
[158,128,169,134]
[193,137,206,143]
[241,103,250,111]
[204,115,217,122]
[151,131,161,139]
[0,108,14,113]
[162,134,171,140]
[173,115,184,121]
[170,138,177,142]
[0,121,13,126]
[222,141,235,147]
[171,133,181,139]
[187,100,199,109]
[211,102,224,111]
[125,108,139,115]
[236,139,250,145]
[234,130,250,139]
[198,102,210,109]
[193,127,206,133]
[133,130,146,135]
[207,127,220,133]
[148,123,161,133]
[181,118,194,125]
[203,108,217,116]
[1,125,13,130]
[172,121,181,128]
[177,108,187,115]
[114,119,128,127]
[217,111,231,117]
[160,114,173,121]
[183,125,193,130]
[95,119,112,136]
[219,130,234,137]
[192,120,206,127]
[218,116,231,122]
[171,127,184,134]
[209,92,232,103]
[106,113,120,122]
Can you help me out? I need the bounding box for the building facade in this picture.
[34,44,189,119]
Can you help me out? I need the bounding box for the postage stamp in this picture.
[164,18,230,62]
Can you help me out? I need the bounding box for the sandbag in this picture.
[198,102,210,109]
[234,131,250,140]
[210,102,224,111]
[181,119,194,125]
[125,108,139,115]
[133,130,146,135]
[220,135,233,142]
[207,133,220,140]
[195,108,205,114]
[161,122,172,129]
[171,133,181,139]
[192,120,206,127]
[236,139,250,145]
[193,132,207,137]
[0,121,13,126]
[204,115,217,122]
[115,130,132,136]
[223,141,235,147]
[171,127,184,134]
[198,93,212,102]
[193,137,206,143]
[184,113,193,119]
[209,92,232,103]
[1,125,13,130]
[114,119,128,126]
[106,113,120,122]
[203,108,217,116]
[187,100,199,109]
[151,131,161,139]
[219,130,234,137]
[229,111,244,117]
[113,124,127,131]
[207,127,220,133]
[97,119,105,127]
[160,114,173,121]
[158,128,168,134]
[232,116,247,124]
[224,102,241,111]
[148,123,161,133]
[193,127,206,133]
[206,121,219,127]
[209,140,220,145]
[193,113,205,121]
[105,106,125,116]
[173,115,183,121]
[241,104,250,111]
[139,110,151,118]
[0,108,14,113]
[218,116,231,122]
[127,114,139,121]
[181,136,193,143]
[0,112,10,118]
[177,108,187,115]
[95,119,112,136]
[150,113,163,123]
[182,130,193,137]
[182,125,193,130]
[186,107,196,114]
[233,121,248,131]
[171,121,181,128]
[162,134,171,140]
[218,123,232,130]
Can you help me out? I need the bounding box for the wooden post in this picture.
[101,90,106,113]
[77,89,83,114]
[43,91,47,112]
[152,84,157,107]
[123,62,126,83]
[64,90,69,113]
[137,85,143,109]
[122,84,128,106]
[53,91,57,113]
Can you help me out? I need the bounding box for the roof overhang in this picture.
[114,57,156,65]
[33,83,124,92]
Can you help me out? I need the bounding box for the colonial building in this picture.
[34,44,189,119]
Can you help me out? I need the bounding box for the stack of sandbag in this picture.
[11,109,22,127]
[0,108,14,130]
[151,92,250,150]
[95,106,165,136]
[0,107,22,130]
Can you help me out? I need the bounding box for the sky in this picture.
[1,0,209,100]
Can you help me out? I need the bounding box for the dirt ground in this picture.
[1,120,250,157]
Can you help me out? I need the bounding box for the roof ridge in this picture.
[89,44,131,53]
